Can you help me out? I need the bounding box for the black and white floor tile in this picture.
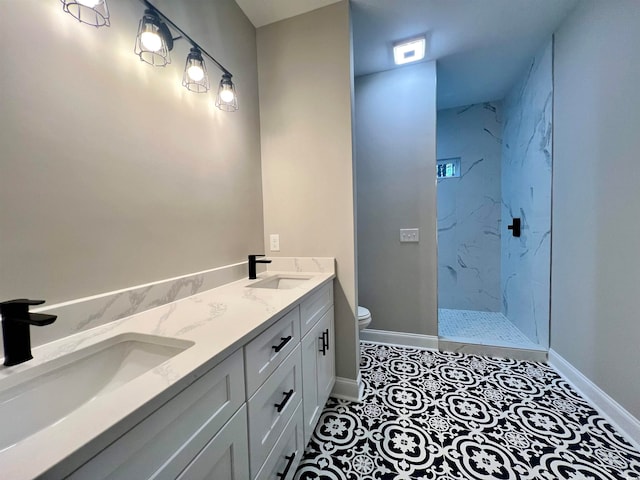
[295,342,640,480]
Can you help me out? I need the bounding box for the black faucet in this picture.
[1,299,57,367]
[248,254,272,280]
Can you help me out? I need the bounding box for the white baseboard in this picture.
[549,349,640,450]
[331,373,362,402]
[360,329,439,351]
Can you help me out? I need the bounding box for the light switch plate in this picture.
[400,228,419,243]
[269,234,280,251]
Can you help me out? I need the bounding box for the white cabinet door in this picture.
[301,307,335,445]
[316,308,335,407]
[301,319,322,445]
[176,405,249,480]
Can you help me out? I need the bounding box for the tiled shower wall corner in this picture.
[501,40,553,348]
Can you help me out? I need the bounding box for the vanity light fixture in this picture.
[60,0,238,112]
[134,1,238,110]
[216,73,238,112]
[183,47,210,93]
[134,9,173,67]
[393,36,426,65]
[61,0,110,27]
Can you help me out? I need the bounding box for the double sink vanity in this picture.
[0,260,336,479]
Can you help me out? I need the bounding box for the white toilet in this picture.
[358,306,372,331]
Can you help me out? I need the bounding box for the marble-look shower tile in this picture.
[437,103,503,312]
[501,40,553,350]
[438,308,538,348]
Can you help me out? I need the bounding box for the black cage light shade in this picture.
[134,9,173,67]
[215,74,238,111]
[60,0,239,112]
[182,48,210,93]
[61,0,110,27]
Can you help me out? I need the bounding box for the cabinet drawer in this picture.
[176,405,249,480]
[244,306,300,397]
[254,402,304,480]
[300,282,333,336]
[69,349,245,480]
[248,345,302,476]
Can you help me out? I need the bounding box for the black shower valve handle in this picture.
[508,218,521,237]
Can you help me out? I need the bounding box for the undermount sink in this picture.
[0,333,193,452]
[248,275,312,290]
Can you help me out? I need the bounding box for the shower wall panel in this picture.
[501,40,553,348]
[437,102,503,312]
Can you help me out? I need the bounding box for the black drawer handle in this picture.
[276,452,297,479]
[272,335,292,353]
[274,389,294,413]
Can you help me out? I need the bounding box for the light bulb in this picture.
[220,88,235,103]
[187,65,204,82]
[77,0,102,7]
[141,31,162,52]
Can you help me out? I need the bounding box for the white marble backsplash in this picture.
[3,261,248,359]
[266,256,335,273]
[501,40,553,348]
[1,257,337,360]
[437,102,503,312]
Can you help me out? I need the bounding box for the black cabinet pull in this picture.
[319,330,328,355]
[272,335,292,353]
[276,452,297,479]
[319,329,331,355]
[274,389,294,413]
[508,218,521,237]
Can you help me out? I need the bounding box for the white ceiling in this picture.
[234,0,341,28]
[236,0,579,109]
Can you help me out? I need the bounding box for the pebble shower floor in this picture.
[294,342,640,479]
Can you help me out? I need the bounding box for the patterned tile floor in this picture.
[295,342,640,480]
[438,309,539,349]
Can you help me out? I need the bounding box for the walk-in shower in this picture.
[437,40,553,352]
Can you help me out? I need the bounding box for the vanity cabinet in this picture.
[66,280,334,480]
[248,282,333,479]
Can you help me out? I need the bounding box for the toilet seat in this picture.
[358,306,371,330]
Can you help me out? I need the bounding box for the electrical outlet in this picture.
[400,228,419,243]
[269,234,280,252]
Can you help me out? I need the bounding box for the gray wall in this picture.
[552,0,640,418]
[501,40,553,348]
[355,62,437,336]
[436,103,503,312]
[0,0,263,304]
[257,2,359,382]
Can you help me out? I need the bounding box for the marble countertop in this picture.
[0,265,335,479]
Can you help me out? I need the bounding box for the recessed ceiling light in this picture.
[393,36,426,65]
